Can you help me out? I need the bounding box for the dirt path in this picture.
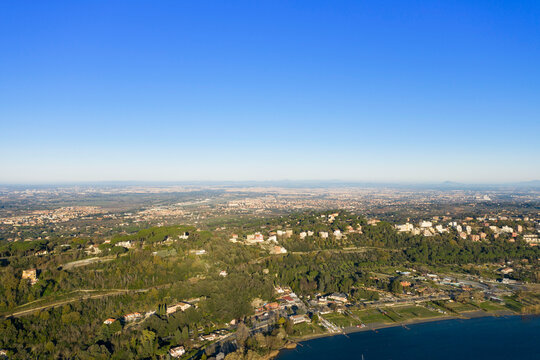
[4,282,174,318]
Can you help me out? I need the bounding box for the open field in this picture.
[323,312,361,327]
[390,305,443,320]
[292,322,324,337]
[351,309,393,324]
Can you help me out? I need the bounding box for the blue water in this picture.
[277,316,540,360]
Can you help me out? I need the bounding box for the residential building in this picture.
[22,269,38,285]
[169,346,185,358]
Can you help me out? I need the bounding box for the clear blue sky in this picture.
[1,1,539,183]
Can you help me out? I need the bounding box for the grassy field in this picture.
[323,312,361,327]
[292,322,325,337]
[476,301,507,312]
[351,309,393,324]
[444,301,478,313]
[390,305,443,320]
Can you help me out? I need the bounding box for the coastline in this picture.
[275,309,517,358]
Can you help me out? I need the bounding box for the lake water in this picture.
[276,316,540,360]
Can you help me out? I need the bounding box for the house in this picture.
[420,221,432,228]
[396,223,414,232]
[400,281,411,287]
[270,246,287,254]
[103,318,116,325]
[281,295,295,303]
[246,233,264,244]
[115,241,133,248]
[333,230,342,239]
[289,314,310,324]
[328,293,348,303]
[124,312,142,322]
[299,231,307,239]
[167,302,192,314]
[319,231,329,239]
[264,302,279,310]
[190,249,206,255]
[169,346,185,358]
[501,226,513,233]
[22,269,38,285]
[219,270,228,277]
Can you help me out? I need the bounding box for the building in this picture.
[396,223,414,232]
[190,249,206,255]
[167,302,192,314]
[523,234,539,244]
[501,226,513,233]
[319,231,329,239]
[103,318,116,325]
[328,293,348,303]
[22,269,38,285]
[264,302,279,310]
[271,246,287,254]
[219,270,228,277]
[124,312,142,322]
[289,314,310,325]
[115,241,133,248]
[246,233,264,244]
[169,346,185,358]
[420,221,432,228]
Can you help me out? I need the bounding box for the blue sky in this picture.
[1,0,539,183]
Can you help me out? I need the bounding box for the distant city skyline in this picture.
[1,1,539,183]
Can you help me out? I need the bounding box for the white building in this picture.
[420,221,432,228]
[169,346,185,358]
[115,241,133,249]
[396,223,414,232]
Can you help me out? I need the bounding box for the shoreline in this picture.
[275,309,518,357]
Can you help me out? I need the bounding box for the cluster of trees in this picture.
[265,251,395,296]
